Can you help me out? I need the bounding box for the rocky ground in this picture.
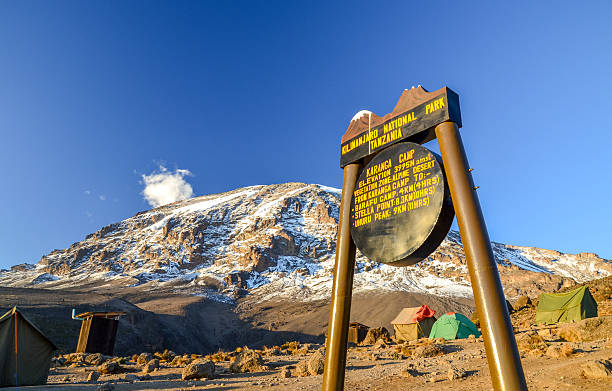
[23,276,612,391]
[29,319,612,390]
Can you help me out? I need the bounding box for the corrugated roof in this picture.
[76,311,127,319]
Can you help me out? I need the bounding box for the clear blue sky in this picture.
[1,1,611,269]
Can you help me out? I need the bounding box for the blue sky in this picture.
[1,1,611,269]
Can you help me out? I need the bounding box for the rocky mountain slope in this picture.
[1,182,610,302]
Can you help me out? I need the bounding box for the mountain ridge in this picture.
[1,182,610,304]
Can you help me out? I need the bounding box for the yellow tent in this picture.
[391,305,436,341]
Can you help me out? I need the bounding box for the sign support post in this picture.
[324,87,527,391]
[322,163,361,391]
[435,121,527,391]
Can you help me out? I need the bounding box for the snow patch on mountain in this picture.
[0,183,609,304]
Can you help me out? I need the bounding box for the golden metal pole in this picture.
[322,162,361,391]
[435,121,527,391]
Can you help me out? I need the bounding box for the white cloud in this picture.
[84,190,91,195]
[99,195,106,201]
[141,165,194,208]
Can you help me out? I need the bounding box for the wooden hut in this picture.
[75,311,125,355]
[347,322,370,345]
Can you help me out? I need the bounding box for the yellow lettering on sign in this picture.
[366,159,391,177]
[341,128,379,155]
[370,128,404,150]
[398,149,414,163]
[425,97,445,115]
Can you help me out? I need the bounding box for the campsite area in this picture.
[3,277,609,390]
[31,325,612,390]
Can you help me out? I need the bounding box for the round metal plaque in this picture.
[350,142,454,266]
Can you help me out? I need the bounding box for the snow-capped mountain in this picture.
[1,183,610,302]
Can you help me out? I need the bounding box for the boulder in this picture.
[142,359,160,374]
[98,361,120,374]
[297,343,313,354]
[400,364,421,377]
[412,344,443,358]
[307,350,325,376]
[545,343,574,358]
[581,359,612,379]
[87,371,100,383]
[279,367,292,378]
[160,349,176,362]
[294,361,310,377]
[65,353,86,364]
[559,316,612,342]
[182,360,216,380]
[96,383,114,391]
[170,355,192,367]
[137,352,153,366]
[229,350,266,373]
[361,327,391,345]
[514,295,533,310]
[447,366,467,380]
[373,340,388,349]
[515,331,547,353]
[84,353,105,366]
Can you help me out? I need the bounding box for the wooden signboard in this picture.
[323,85,527,391]
[340,86,461,168]
[349,142,454,266]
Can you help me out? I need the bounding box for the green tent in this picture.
[0,307,57,387]
[535,286,597,325]
[428,312,481,340]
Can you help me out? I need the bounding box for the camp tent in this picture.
[429,312,481,340]
[391,305,437,341]
[0,307,57,387]
[535,285,597,325]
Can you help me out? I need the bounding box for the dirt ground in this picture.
[19,329,611,391]
[8,278,612,390]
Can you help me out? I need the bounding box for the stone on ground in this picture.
[545,343,574,358]
[142,358,160,374]
[137,352,153,366]
[229,350,266,373]
[307,350,325,375]
[514,295,533,310]
[559,316,612,342]
[515,331,547,353]
[361,327,391,345]
[84,353,105,366]
[400,364,421,377]
[182,359,216,380]
[581,359,612,379]
[279,367,292,378]
[170,355,192,367]
[87,371,100,383]
[413,344,444,358]
[447,366,467,380]
[98,361,120,374]
[160,349,176,362]
[294,361,310,377]
[96,383,115,391]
